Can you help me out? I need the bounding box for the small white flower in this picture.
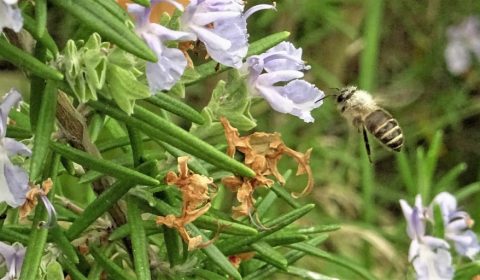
[180,0,275,68]
[0,89,31,208]
[0,241,25,280]
[244,41,324,122]
[400,196,454,280]
[431,192,480,259]
[0,0,23,33]
[128,1,195,92]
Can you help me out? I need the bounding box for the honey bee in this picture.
[335,86,404,161]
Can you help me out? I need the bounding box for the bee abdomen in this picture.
[365,109,404,152]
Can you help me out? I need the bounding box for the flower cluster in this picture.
[243,41,325,123]
[0,0,23,33]
[445,16,480,75]
[127,1,324,123]
[0,89,31,208]
[400,192,480,279]
[128,0,275,92]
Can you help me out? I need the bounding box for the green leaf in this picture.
[432,204,445,238]
[243,235,327,280]
[104,64,151,114]
[293,225,342,235]
[58,258,88,280]
[50,226,80,264]
[30,80,58,183]
[23,15,59,55]
[219,204,315,255]
[0,37,63,80]
[286,266,337,280]
[35,0,47,37]
[186,225,243,280]
[126,196,151,280]
[50,141,159,186]
[92,0,129,21]
[194,269,228,280]
[191,73,256,139]
[48,0,156,62]
[145,93,205,125]
[89,246,132,280]
[66,160,158,240]
[251,241,288,269]
[29,44,48,131]
[193,214,258,236]
[156,141,209,175]
[287,243,377,280]
[46,261,64,280]
[131,0,150,6]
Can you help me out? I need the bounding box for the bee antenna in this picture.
[329,87,341,92]
[315,94,337,103]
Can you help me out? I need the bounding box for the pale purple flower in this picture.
[180,0,275,68]
[128,1,195,92]
[0,241,25,280]
[431,192,480,259]
[445,16,480,75]
[0,89,31,208]
[400,196,454,280]
[0,0,23,33]
[244,41,324,123]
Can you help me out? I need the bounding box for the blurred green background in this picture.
[241,0,480,278]
[2,0,480,278]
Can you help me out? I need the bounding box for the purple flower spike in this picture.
[0,241,25,280]
[128,1,195,92]
[0,0,23,33]
[432,192,480,259]
[0,89,31,208]
[245,42,324,122]
[400,196,454,280]
[181,0,275,68]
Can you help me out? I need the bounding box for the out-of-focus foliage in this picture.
[237,0,480,278]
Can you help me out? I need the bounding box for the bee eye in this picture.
[337,95,345,103]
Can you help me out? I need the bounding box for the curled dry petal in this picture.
[228,251,255,269]
[19,178,54,222]
[220,117,314,217]
[157,156,216,250]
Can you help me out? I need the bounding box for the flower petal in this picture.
[0,1,23,33]
[3,138,31,157]
[0,89,22,138]
[1,155,28,207]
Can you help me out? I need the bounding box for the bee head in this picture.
[336,86,357,104]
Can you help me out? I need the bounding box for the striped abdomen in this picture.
[365,109,404,152]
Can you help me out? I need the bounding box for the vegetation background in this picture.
[2,0,480,279]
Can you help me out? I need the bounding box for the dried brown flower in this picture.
[156,156,216,250]
[19,178,53,219]
[228,252,256,268]
[221,117,314,218]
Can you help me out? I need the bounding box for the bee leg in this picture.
[353,117,362,133]
[362,126,373,163]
